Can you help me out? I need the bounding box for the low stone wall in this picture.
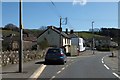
[1,50,46,66]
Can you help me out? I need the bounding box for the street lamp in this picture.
[92,21,95,54]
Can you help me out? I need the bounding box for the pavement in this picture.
[103,50,120,76]
[1,59,45,80]
[1,50,120,79]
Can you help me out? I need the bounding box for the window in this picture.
[65,38,66,44]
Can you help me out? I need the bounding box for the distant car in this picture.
[45,48,67,65]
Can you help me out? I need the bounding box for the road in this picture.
[37,51,118,79]
[2,50,119,80]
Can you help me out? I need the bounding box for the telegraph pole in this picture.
[59,16,62,47]
[19,0,23,73]
[59,17,67,47]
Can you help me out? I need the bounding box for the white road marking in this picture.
[102,58,104,61]
[51,76,56,79]
[102,60,104,63]
[102,54,120,79]
[61,67,65,70]
[30,64,46,78]
[104,64,110,70]
[113,72,120,79]
[57,71,61,74]
[49,76,56,80]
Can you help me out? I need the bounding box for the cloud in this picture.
[73,0,87,6]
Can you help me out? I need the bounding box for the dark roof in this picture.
[3,36,19,43]
[68,33,78,38]
[37,26,70,38]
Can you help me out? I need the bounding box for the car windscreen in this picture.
[47,49,60,54]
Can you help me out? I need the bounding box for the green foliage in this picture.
[3,23,19,32]
[2,30,19,37]
[96,46,110,51]
[74,32,104,39]
[38,40,49,50]
[32,44,38,50]
[2,40,10,51]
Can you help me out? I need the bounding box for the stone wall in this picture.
[1,49,46,66]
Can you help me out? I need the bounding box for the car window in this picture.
[47,49,60,54]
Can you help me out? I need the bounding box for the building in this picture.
[23,36,37,50]
[68,31,85,52]
[2,33,37,51]
[37,26,71,53]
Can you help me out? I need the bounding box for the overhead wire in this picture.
[49,0,61,18]
[49,0,75,30]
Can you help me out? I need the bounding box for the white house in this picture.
[37,26,71,53]
[78,38,85,51]
[68,32,85,52]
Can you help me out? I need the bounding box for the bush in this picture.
[32,44,38,50]
[38,40,49,50]
[96,46,110,51]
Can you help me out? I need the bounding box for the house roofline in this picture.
[37,28,49,38]
[37,27,70,39]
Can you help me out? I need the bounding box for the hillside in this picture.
[1,30,19,37]
[24,29,44,37]
[74,32,105,39]
[1,29,44,37]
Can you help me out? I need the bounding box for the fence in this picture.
[1,49,47,66]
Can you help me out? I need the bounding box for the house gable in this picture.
[37,26,69,39]
[37,26,71,48]
[37,28,60,47]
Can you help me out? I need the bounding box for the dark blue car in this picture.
[45,48,67,65]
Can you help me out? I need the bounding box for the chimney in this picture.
[47,26,53,29]
[70,29,74,34]
[65,28,68,34]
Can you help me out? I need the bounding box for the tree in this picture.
[4,23,19,32]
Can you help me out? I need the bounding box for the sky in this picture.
[2,1,118,31]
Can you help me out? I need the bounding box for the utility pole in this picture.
[59,16,62,47]
[92,21,95,54]
[19,0,23,73]
[59,17,67,47]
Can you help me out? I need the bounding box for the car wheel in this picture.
[65,61,67,63]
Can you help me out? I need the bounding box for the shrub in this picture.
[38,40,49,50]
[96,46,110,51]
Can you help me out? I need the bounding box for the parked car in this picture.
[45,48,67,65]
